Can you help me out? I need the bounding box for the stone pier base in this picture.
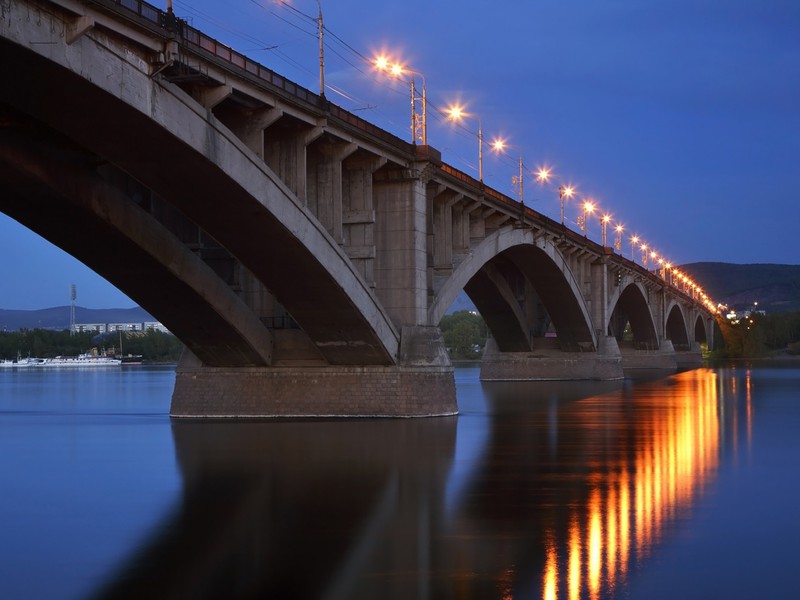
[479,336,624,381]
[620,340,678,371]
[171,326,457,418]
[675,343,704,369]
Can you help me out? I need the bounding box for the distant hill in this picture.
[681,263,800,313]
[0,306,155,331]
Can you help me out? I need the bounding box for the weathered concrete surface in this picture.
[620,339,679,371]
[479,337,623,381]
[172,327,456,417]
[675,342,704,370]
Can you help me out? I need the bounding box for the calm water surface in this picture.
[0,364,798,599]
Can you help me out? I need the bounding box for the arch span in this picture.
[693,314,709,346]
[607,282,659,350]
[665,302,691,351]
[429,229,597,352]
[0,34,398,366]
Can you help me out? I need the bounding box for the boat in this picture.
[39,353,122,368]
[0,352,46,368]
[13,356,46,367]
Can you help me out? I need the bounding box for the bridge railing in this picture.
[93,0,410,152]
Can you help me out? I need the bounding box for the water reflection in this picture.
[521,369,723,600]
[93,368,747,599]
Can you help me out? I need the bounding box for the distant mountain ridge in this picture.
[0,306,155,331]
[681,263,800,313]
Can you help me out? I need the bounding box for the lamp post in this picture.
[317,0,324,98]
[447,105,483,182]
[580,201,595,237]
[601,214,611,247]
[374,55,427,145]
[534,168,575,225]
[614,224,624,253]
[631,235,639,262]
[558,185,575,226]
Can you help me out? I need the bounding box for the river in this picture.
[0,364,798,599]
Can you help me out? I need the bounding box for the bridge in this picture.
[0,0,716,417]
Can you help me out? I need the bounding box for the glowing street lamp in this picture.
[614,224,624,253]
[535,168,575,225]
[579,200,595,237]
[447,104,485,182]
[374,54,427,145]
[601,214,611,247]
[630,235,639,262]
[640,243,649,267]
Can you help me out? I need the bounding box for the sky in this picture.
[1,0,798,309]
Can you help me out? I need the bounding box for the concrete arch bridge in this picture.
[0,0,715,416]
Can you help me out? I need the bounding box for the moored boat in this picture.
[40,353,122,367]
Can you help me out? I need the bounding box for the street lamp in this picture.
[317,0,324,97]
[630,235,639,262]
[579,200,595,237]
[614,224,624,253]
[640,243,649,267]
[535,167,575,225]
[447,104,484,182]
[601,214,611,247]
[374,54,427,145]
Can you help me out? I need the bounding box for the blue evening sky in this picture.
[1,0,798,309]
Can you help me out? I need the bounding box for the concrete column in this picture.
[373,164,430,328]
[263,122,309,201]
[306,141,357,243]
[342,154,384,285]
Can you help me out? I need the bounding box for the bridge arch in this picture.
[693,313,709,346]
[428,228,597,352]
[0,33,399,366]
[606,281,660,350]
[665,301,691,351]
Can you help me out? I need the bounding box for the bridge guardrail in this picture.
[97,0,410,152]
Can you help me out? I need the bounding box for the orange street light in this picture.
[559,185,575,226]
[601,214,612,247]
[447,103,485,182]
[374,54,427,145]
[631,235,640,262]
[580,200,595,237]
[614,224,624,253]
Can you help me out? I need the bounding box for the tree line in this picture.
[0,329,184,362]
[714,311,800,358]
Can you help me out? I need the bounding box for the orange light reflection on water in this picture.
[541,369,726,599]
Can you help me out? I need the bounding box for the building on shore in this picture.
[71,322,170,335]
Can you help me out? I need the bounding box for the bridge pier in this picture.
[479,336,624,381]
[675,342,704,370]
[171,326,457,418]
[620,339,678,371]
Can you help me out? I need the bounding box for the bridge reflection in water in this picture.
[95,368,745,599]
